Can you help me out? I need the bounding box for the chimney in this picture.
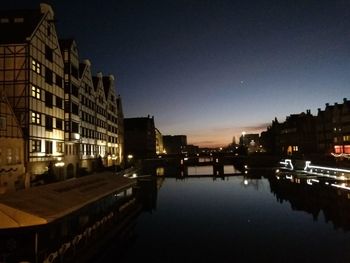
[344,98,347,103]
[326,103,329,107]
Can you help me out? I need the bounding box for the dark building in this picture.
[163,135,187,154]
[124,116,156,159]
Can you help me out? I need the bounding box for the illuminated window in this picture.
[344,145,350,154]
[344,135,350,142]
[32,140,41,152]
[31,86,41,99]
[14,17,24,23]
[56,142,63,153]
[334,145,343,154]
[31,112,41,125]
[32,60,41,74]
[293,146,298,151]
[7,148,12,164]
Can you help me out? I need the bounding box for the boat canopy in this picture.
[0,172,136,229]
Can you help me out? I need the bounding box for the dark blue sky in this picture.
[4,0,350,146]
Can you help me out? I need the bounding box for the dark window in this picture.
[72,84,79,97]
[72,122,79,133]
[64,83,70,94]
[45,115,53,130]
[71,64,79,79]
[64,101,70,113]
[45,91,53,108]
[56,118,63,130]
[56,96,63,109]
[45,45,53,62]
[72,103,79,115]
[45,67,53,85]
[45,141,53,154]
[64,63,70,74]
[56,75,63,88]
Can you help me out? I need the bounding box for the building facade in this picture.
[0,4,124,190]
[163,135,187,155]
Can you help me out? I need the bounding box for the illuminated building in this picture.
[0,90,25,192]
[155,128,164,154]
[0,4,124,189]
[317,98,350,157]
[116,96,124,165]
[0,4,65,182]
[103,75,119,167]
[59,39,81,178]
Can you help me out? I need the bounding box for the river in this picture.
[95,165,350,263]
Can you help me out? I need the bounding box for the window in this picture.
[56,75,63,88]
[45,45,53,62]
[32,140,41,152]
[31,112,41,125]
[56,96,63,109]
[293,146,298,152]
[45,67,53,84]
[45,91,53,108]
[56,118,63,130]
[344,135,350,142]
[72,122,79,133]
[64,101,70,113]
[45,115,53,130]
[45,141,53,154]
[71,65,79,79]
[72,102,79,115]
[72,84,79,97]
[14,17,24,23]
[0,116,5,130]
[56,142,63,153]
[31,86,41,99]
[32,60,41,74]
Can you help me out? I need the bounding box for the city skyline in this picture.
[3,0,350,147]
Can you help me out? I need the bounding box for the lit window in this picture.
[32,140,41,152]
[293,146,298,152]
[0,18,9,23]
[334,145,343,154]
[31,86,40,99]
[32,60,41,74]
[31,112,41,125]
[56,142,63,153]
[343,135,350,142]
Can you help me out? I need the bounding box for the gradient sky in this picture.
[4,0,350,147]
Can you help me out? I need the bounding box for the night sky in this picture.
[3,0,350,147]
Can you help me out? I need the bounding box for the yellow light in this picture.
[127,154,133,159]
[55,162,65,167]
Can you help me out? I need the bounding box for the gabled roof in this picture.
[0,9,44,44]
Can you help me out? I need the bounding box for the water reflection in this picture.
[97,168,350,263]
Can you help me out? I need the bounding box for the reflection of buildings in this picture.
[269,175,350,231]
[163,135,187,154]
[0,4,124,191]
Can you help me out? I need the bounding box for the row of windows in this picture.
[81,127,107,140]
[31,59,63,88]
[32,140,63,154]
[31,86,64,109]
[108,136,118,144]
[31,112,63,130]
[107,124,118,134]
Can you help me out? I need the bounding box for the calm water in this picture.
[97,166,350,263]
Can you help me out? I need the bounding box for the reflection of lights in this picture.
[131,173,137,178]
[244,179,248,185]
[331,183,350,191]
[286,175,293,180]
[311,179,319,183]
[325,182,329,185]
[127,154,133,159]
[244,165,248,169]
[280,159,294,170]
[306,179,313,186]
[245,171,248,174]
[184,157,188,161]
[276,176,280,180]
[275,169,280,173]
